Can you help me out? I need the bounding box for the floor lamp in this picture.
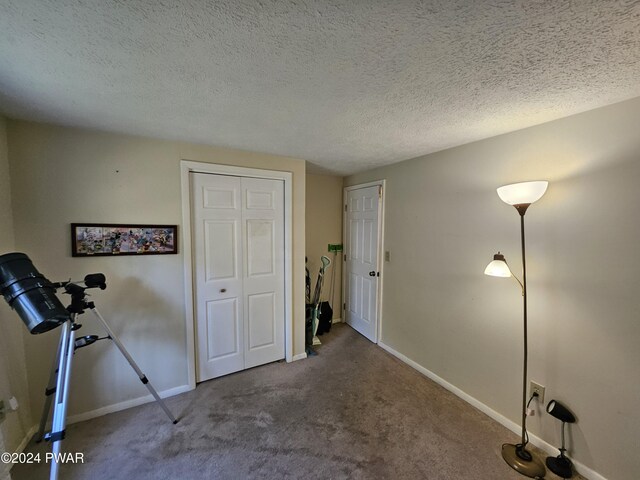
[484,180,548,478]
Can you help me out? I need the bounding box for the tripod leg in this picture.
[47,320,76,480]
[36,328,65,442]
[89,307,178,424]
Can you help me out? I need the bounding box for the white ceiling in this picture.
[1,1,639,175]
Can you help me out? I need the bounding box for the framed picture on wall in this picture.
[71,223,178,257]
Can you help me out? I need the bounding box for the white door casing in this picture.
[192,173,285,381]
[344,183,383,343]
[181,161,294,390]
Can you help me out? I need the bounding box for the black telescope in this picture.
[1,254,174,480]
[0,252,70,334]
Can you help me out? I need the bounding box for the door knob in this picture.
[369,271,376,277]
[220,288,227,293]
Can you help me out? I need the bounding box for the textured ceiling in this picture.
[1,0,639,175]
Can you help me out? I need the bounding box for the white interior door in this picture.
[193,174,244,380]
[344,184,381,343]
[192,173,285,381]
[242,177,285,369]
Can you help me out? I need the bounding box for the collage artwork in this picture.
[73,226,176,256]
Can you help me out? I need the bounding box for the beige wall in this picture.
[6,120,305,421]
[0,116,32,471]
[346,97,640,480]
[305,174,343,317]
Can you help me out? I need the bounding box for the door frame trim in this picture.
[181,160,293,387]
[342,180,386,344]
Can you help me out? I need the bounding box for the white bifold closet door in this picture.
[192,173,285,382]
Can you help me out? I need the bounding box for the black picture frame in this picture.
[71,223,178,257]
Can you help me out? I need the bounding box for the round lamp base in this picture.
[546,456,573,478]
[502,444,546,479]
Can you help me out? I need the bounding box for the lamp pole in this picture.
[518,207,529,449]
[503,201,543,472]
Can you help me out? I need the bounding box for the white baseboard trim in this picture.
[14,384,192,457]
[378,341,607,480]
[9,424,38,470]
[14,424,37,455]
[66,384,192,425]
[332,317,342,323]
[292,352,307,362]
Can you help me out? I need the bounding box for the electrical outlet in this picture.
[529,381,545,404]
[0,399,5,422]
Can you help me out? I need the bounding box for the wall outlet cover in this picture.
[529,381,545,404]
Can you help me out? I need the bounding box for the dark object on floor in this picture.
[304,257,316,355]
[317,250,338,335]
[316,301,333,335]
[546,456,573,479]
[305,303,315,352]
[305,256,311,304]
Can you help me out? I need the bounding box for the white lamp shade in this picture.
[484,259,512,277]
[496,181,548,206]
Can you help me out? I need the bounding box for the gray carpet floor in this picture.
[13,324,585,479]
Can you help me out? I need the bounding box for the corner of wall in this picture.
[0,115,35,457]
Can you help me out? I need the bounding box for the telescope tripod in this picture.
[36,284,177,480]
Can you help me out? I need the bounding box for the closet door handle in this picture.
[220,288,227,293]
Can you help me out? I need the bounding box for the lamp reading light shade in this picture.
[497,181,548,206]
[484,252,512,277]
[547,400,576,424]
